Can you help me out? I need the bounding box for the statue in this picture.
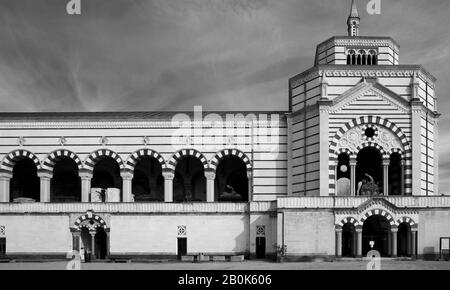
[357,173,380,196]
[219,185,242,201]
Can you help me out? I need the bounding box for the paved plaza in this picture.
[1,260,450,270]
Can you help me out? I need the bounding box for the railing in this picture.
[277,196,450,209]
[1,197,449,213]
[0,201,276,214]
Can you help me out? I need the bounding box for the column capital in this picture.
[162,170,175,180]
[391,227,399,233]
[0,172,13,179]
[204,170,216,180]
[355,227,363,233]
[350,159,357,166]
[382,159,391,166]
[37,171,53,179]
[89,230,97,236]
[335,228,343,233]
[79,171,93,179]
[246,169,253,179]
[70,228,81,234]
[120,171,133,180]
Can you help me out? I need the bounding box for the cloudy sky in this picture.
[0,0,449,192]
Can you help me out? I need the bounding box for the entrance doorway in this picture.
[342,223,355,257]
[362,215,391,256]
[95,227,108,260]
[177,238,187,259]
[256,237,266,259]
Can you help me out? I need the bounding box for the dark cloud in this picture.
[0,0,449,191]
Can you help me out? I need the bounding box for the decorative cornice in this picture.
[290,65,437,90]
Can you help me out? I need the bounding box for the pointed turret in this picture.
[347,0,360,36]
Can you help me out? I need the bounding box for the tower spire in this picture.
[347,0,360,36]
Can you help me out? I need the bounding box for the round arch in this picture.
[42,149,83,173]
[0,149,41,174]
[330,116,411,159]
[360,209,396,227]
[126,149,167,172]
[84,149,125,173]
[210,149,252,172]
[73,211,108,230]
[337,217,360,228]
[167,149,208,171]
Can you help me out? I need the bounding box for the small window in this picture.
[0,238,5,256]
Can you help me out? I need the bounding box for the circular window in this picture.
[365,127,376,138]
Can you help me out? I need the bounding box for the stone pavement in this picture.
[1,260,450,270]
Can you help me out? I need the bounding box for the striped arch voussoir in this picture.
[210,149,252,171]
[42,150,83,172]
[84,149,125,172]
[73,213,107,229]
[1,150,41,173]
[337,217,360,228]
[397,217,416,227]
[331,116,411,157]
[167,149,208,171]
[126,149,167,171]
[360,209,396,226]
[355,142,388,158]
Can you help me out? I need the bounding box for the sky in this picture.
[0,0,449,192]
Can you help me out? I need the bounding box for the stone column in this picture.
[71,229,81,253]
[411,97,423,195]
[80,172,92,203]
[350,159,357,196]
[38,172,52,203]
[400,160,406,196]
[383,159,390,196]
[391,227,398,257]
[356,227,363,257]
[247,170,253,202]
[90,230,96,260]
[204,170,215,203]
[162,171,174,203]
[411,229,417,258]
[121,171,133,203]
[0,173,12,203]
[336,228,343,257]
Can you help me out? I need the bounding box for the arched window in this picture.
[360,51,367,65]
[369,50,378,65]
[347,50,356,65]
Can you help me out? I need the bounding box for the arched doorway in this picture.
[95,227,107,260]
[215,156,248,202]
[356,147,383,196]
[51,157,81,202]
[10,158,40,202]
[91,157,122,202]
[132,156,164,202]
[342,223,356,257]
[397,223,411,257]
[362,215,391,256]
[389,153,402,196]
[173,156,206,202]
